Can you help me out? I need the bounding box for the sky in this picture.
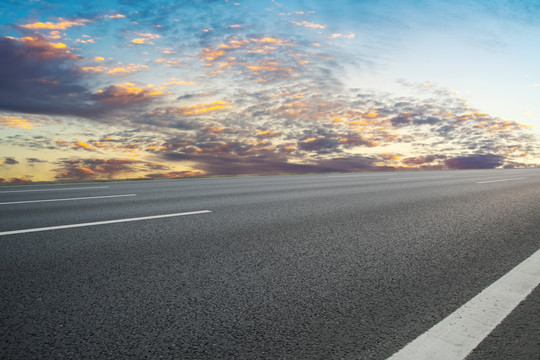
[1,0,539,183]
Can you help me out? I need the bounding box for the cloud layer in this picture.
[0,0,538,182]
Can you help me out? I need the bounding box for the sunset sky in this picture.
[1,0,539,183]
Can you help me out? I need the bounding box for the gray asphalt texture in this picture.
[1,169,539,359]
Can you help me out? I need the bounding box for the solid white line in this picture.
[0,194,136,205]
[388,248,540,360]
[0,186,110,193]
[388,176,451,181]
[0,210,212,236]
[328,173,397,178]
[476,177,526,184]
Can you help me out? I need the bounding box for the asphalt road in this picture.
[1,169,539,359]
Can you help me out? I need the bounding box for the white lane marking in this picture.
[0,186,110,194]
[328,173,397,178]
[388,248,540,360]
[476,177,526,184]
[0,210,212,236]
[0,194,136,205]
[388,176,451,181]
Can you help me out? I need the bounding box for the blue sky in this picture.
[1,0,539,182]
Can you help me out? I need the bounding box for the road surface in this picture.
[1,169,539,359]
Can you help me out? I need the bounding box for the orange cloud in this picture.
[107,64,149,75]
[81,65,107,72]
[175,101,233,115]
[95,83,164,104]
[20,18,90,30]
[200,37,293,64]
[256,130,280,138]
[131,38,153,45]
[363,112,380,119]
[9,35,79,59]
[0,115,35,129]
[252,37,291,45]
[246,60,289,73]
[72,141,97,151]
[200,48,226,62]
[9,177,32,183]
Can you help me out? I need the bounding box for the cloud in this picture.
[402,155,445,166]
[4,35,79,60]
[0,35,164,118]
[54,158,143,180]
[27,158,47,163]
[8,177,32,183]
[137,78,537,174]
[20,18,91,30]
[131,38,154,45]
[163,78,196,86]
[291,21,326,29]
[145,170,204,178]
[4,157,19,165]
[80,65,108,73]
[1,1,537,181]
[107,64,149,75]
[0,115,36,129]
[160,149,393,176]
[172,101,233,115]
[197,35,319,83]
[329,33,355,39]
[256,130,280,138]
[0,35,94,117]
[106,14,126,20]
[72,141,98,152]
[444,154,505,169]
[51,156,203,181]
[94,83,164,105]
[134,32,161,39]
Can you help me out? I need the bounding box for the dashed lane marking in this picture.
[0,210,212,236]
[0,194,136,205]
